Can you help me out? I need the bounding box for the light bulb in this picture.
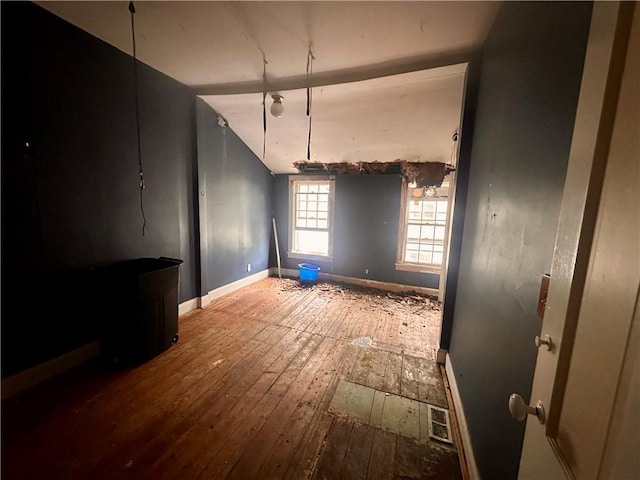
[270,94,284,118]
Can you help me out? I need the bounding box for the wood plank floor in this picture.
[2,277,462,479]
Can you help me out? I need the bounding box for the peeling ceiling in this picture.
[203,65,467,173]
[36,1,501,173]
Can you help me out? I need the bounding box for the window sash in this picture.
[295,187,330,231]
[289,178,334,258]
[402,196,448,267]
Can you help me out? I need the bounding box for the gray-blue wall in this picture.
[271,174,439,290]
[447,2,592,478]
[196,99,273,294]
[1,2,198,377]
[1,3,272,378]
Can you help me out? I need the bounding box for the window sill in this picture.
[288,252,333,263]
[395,263,441,274]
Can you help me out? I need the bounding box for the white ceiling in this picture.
[206,65,467,172]
[36,1,501,173]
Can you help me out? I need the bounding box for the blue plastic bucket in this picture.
[298,263,320,282]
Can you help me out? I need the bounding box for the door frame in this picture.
[519,2,636,478]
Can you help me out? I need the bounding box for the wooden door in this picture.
[518,2,638,479]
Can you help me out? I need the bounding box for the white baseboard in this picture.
[274,267,298,278]
[436,347,448,365]
[198,269,270,309]
[178,297,199,316]
[2,270,271,399]
[269,267,439,298]
[445,353,481,480]
[2,341,101,400]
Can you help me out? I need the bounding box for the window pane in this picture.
[423,209,435,222]
[291,180,333,257]
[405,249,419,263]
[400,189,450,267]
[409,211,422,222]
[407,225,421,241]
[294,230,328,256]
[419,251,432,264]
[423,225,435,240]
[405,242,420,253]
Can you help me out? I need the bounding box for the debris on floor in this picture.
[276,278,440,311]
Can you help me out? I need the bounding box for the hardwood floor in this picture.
[2,277,462,479]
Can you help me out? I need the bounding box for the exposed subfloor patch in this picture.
[315,411,461,480]
[351,336,373,348]
[341,343,449,410]
[328,379,453,446]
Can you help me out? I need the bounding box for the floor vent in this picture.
[427,404,453,444]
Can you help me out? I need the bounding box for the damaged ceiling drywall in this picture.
[203,67,467,174]
[293,161,455,187]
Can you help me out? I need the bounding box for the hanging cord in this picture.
[449,131,459,165]
[262,56,268,160]
[306,46,315,160]
[129,1,147,236]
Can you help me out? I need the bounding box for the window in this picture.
[289,176,335,260]
[397,180,450,273]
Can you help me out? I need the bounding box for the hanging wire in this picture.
[306,48,312,116]
[129,1,147,236]
[306,46,315,161]
[449,131,459,165]
[262,56,268,160]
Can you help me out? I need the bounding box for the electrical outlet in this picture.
[365,268,369,275]
[247,263,251,272]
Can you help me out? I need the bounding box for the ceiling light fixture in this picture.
[270,94,284,118]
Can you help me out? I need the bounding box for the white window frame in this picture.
[396,178,452,274]
[287,175,335,262]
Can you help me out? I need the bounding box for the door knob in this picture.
[508,394,545,424]
[534,334,553,351]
